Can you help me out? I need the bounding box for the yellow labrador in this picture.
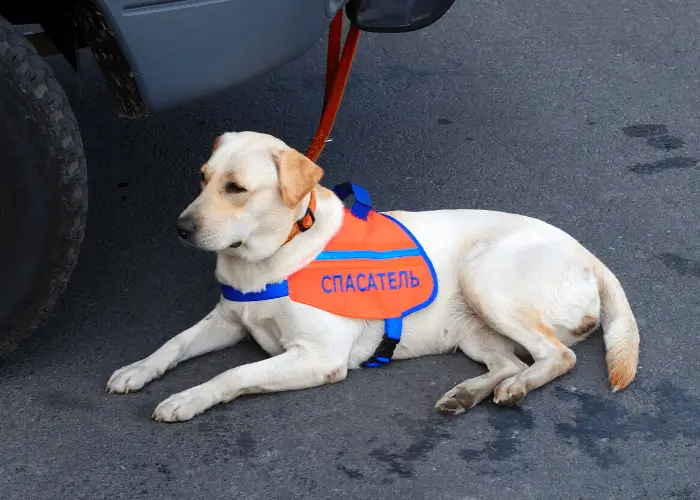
[107,131,639,422]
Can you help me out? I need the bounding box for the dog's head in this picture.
[175,131,323,260]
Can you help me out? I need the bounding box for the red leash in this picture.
[306,11,361,162]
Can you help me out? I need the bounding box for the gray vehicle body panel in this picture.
[95,0,346,110]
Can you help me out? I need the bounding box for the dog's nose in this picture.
[175,216,196,240]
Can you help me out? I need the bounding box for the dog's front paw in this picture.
[106,360,160,394]
[152,388,213,422]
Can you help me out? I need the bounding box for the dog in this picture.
[106,131,640,422]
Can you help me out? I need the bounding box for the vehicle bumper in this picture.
[95,0,346,110]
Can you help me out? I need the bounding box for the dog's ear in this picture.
[273,148,324,208]
[212,135,223,153]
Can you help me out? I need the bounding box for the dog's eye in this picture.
[225,182,246,194]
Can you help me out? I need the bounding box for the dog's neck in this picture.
[215,186,344,292]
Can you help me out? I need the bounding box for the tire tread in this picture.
[0,16,88,356]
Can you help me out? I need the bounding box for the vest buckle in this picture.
[361,334,400,368]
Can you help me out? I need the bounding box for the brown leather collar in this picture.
[285,191,316,244]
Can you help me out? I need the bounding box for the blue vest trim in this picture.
[315,248,422,261]
[381,213,439,318]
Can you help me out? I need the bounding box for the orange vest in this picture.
[221,183,438,367]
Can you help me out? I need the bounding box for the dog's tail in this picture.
[592,259,640,392]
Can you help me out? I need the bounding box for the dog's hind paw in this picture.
[493,377,527,407]
[435,387,479,416]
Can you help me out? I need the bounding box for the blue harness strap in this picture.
[221,281,289,301]
[220,183,437,369]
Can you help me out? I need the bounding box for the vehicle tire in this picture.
[0,17,87,356]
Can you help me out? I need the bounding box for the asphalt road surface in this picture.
[2,1,700,499]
